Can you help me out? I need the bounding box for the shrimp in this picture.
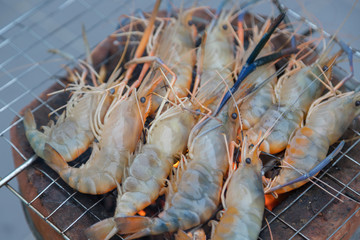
[155,8,196,101]
[193,10,236,112]
[245,50,339,154]
[38,69,161,195]
[23,68,112,164]
[212,137,264,240]
[145,8,196,114]
[85,7,237,240]
[103,98,240,240]
[265,89,360,194]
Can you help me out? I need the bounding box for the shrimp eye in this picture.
[249,144,254,149]
[222,24,228,30]
[188,20,193,26]
[322,65,328,71]
[245,157,251,164]
[231,112,237,119]
[355,100,360,107]
[109,88,115,94]
[140,97,146,103]
[195,109,201,115]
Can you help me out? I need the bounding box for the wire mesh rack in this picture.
[1,0,360,239]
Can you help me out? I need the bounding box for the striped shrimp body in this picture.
[40,73,160,195]
[246,53,338,154]
[265,90,360,194]
[24,80,112,165]
[212,138,264,240]
[104,100,240,239]
[116,105,197,216]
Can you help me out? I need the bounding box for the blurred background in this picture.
[0,0,359,239]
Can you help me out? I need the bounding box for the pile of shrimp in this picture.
[23,0,359,239]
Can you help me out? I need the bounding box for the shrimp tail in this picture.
[24,110,68,172]
[23,109,46,159]
[100,216,174,239]
[42,143,68,172]
[85,218,117,240]
[113,216,153,239]
[23,109,36,130]
[266,140,344,193]
[87,216,154,240]
[175,229,192,240]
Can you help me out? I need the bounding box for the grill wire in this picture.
[0,0,360,239]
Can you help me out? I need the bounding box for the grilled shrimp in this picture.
[265,90,360,194]
[24,71,112,164]
[212,137,264,240]
[245,52,339,154]
[147,8,196,113]
[33,71,160,195]
[194,11,235,111]
[103,99,240,239]
[85,8,236,240]
[155,9,196,101]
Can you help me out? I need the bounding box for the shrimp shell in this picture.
[150,10,196,113]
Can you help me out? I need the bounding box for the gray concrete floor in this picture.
[0,0,359,239]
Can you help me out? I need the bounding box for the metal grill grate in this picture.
[1,1,360,239]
